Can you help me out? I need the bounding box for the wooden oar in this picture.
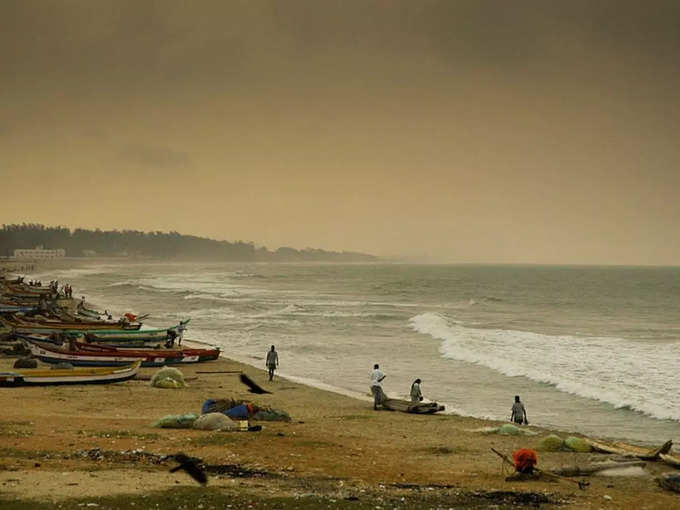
[491,448,589,490]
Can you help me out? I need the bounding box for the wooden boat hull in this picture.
[0,361,141,386]
[25,339,220,367]
[660,453,680,468]
[586,439,672,460]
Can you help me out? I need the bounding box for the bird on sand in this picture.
[239,373,271,394]
[169,453,208,485]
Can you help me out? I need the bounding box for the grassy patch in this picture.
[0,447,57,460]
[296,439,337,448]
[0,486,565,509]
[338,414,373,421]
[86,430,161,440]
[0,420,34,438]
[189,434,239,446]
[419,445,468,455]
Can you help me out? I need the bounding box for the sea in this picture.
[30,262,680,444]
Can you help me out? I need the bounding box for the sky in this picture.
[1,0,679,264]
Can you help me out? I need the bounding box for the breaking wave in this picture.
[410,312,680,422]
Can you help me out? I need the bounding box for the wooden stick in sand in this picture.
[195,370,243,374]
[490,448,589,490]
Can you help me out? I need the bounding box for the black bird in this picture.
[239,373,271,394]
[169,453,208,485]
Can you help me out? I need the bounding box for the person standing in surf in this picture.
[510,395,529,425]
[410,378,423,403]
[370,364,387,410]
[266,345,279,381]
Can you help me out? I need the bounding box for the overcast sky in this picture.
[1,1,679,264]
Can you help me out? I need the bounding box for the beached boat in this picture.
[76,320,190,343]
[24,338,220,367]
[382,398,445,414]
[17,332,164,349]
[2,316,143,333]
[0,305,37,313]
[0,361,141,386]
[660,453,680,468]
[586,439,672,460]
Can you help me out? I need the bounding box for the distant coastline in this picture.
[0,224,376,263]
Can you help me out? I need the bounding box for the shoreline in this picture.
[1,354,679,508]
[2,268,680,507]
[10,261,680,442]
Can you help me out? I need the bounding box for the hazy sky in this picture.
[1,1,679,264]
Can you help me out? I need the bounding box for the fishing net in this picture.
[13,357,37,369]
[150,366,186,388]
[152,413,199,428]
[564,436,592,452]
[536,434,565,451]
[193,413,238,431]
[201,398,291,421]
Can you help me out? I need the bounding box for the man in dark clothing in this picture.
[510,395,528,425]
[266,345,279,381]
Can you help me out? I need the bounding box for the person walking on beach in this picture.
[510,395,529,425]
[266,345,279,381]
[410,378,423,403]
[177,320,187,346]
[370,364,387,410]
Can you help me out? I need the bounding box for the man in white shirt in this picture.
[370,363,386,410]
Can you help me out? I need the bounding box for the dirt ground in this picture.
[0,354,679,509]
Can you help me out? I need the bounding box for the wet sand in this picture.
[0,352,678,509]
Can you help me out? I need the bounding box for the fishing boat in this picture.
[24,338,220,367]
[382,398,445,414]
[586,439,672,460]
[0,361,141,386]
[0,305,37,313]
[17,332,164,349]
[74,320,190,343]
[3,316,143,333]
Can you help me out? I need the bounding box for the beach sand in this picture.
[0,352,678,509]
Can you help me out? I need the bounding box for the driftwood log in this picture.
[552,461,646,477]
[491,448,589,490]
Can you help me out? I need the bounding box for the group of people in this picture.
[370,364,424,410]
[27,279,43,287]
[369,363,529,424]
[164,320,188,348]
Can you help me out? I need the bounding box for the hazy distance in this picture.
[1,1,679,265]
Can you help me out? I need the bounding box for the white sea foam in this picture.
[410,312,680,422]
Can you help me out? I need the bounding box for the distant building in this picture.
[13,245,66,260]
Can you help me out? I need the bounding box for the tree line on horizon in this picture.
[0,224,376,262]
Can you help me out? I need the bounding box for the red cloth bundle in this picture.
[512,448,538,473]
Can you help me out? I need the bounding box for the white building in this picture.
[13,245,66,260]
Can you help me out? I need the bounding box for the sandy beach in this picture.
[1,349,679,509]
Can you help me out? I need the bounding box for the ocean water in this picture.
[31,262,680,443]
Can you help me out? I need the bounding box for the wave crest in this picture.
[409,312,680,422]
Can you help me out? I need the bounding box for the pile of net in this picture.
[150,367,186,389]
[535,434,592,452]
[202,398,291,422]
[469,424,537,436]
[152,413,199,428]
[564,436,592,452]
[193,413,238,431]
[13,357,37,369]
[536,434,565,452]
